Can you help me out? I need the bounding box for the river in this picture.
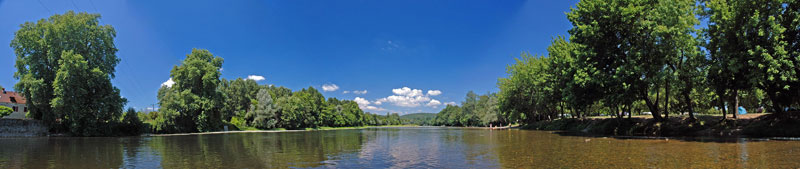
[1,127,799,168]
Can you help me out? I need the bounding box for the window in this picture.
[12,106,18,112]
[9,97,16,103]
[24,107,27,112]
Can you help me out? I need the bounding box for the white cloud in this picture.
[426,99,441,107]
[353,90,368,94]
[322,84,339,92]
[392,87,423,97]
[354,97,386,112]
[343,90,368,94]
[161,78,175,87]
[377,87,446,108]
[444,102,458,106]
[363,105,386,112]
[354,97,371,106]
[247,75,265,81]
[377,95,431,107]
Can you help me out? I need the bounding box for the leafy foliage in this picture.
[0,106,12,118]
[11,11,129,135]
[247,89,278,129]
[51,51,127,136]
[157,49,225,133]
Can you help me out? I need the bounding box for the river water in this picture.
[1,127,799,168]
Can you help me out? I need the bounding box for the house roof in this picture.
[0,90,27,104]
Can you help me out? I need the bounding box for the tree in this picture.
[278,87,324,129]
[120,108,144,135]
[566,0,700,121]
[157,49,224,133]
[705,0,800,116]
[11,11,120,131]
[220,78,260,121]
[434,105,463,126]
[247,89,278,129]
[498,53,558,124]
[0,106,12,118]
[50,51,127,136]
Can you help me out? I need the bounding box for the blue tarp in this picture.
[738,106,747,115]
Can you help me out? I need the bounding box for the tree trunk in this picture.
[720,96,727,121]
[684,91,695,121]
[733,89,739,119]
[627,104,632,119]
[643,86,663,121]
[768,91,784,117]
[664,78,671,120]
[559,102,564,119]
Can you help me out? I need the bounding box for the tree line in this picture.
[433,91,504,127]
[497,0,800,125]
[9,11,399,136]
[151,54,404,133]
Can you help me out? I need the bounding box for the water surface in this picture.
[1,127,799,168]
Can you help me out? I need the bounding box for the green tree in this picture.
[11,11,120,131]
[498,53,558,124]
[434,105,463,126]
[278,87,324,129]
[0,106,12,118]
[157,49,225,133]
[566,0,701,121]
[120,108,144,135]
[219,78,260,121]
[247,89,278,129]
[50,51,127,136]
[704,0,800,116]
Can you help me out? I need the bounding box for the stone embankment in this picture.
[0,119,47,137]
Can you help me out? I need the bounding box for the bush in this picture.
[119,108,145,135]
[0,106,12,118]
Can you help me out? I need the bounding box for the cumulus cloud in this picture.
[343,91,350,94]
[161,78,175,87]
[377,87,446,107]
[354,97,386,112]
[426,99,441,107]
[374,101,382,105]
[392,87,424,97]
[322,84,339,92]
[363,106,386,112]
[247,75,266,81]
[427,90,442,96]
[354,97,371,106]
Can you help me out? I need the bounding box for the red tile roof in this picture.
[0,90,27,104]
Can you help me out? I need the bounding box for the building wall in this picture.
[0,102,27,119]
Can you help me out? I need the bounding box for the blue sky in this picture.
[0,0,577,115]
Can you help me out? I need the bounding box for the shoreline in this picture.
[145,125,422,137]
[522,113,800,138]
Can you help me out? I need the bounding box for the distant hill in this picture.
[400,113,437,125]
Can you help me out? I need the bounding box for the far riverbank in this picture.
[146,125,421,137]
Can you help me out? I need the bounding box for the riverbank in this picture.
[147,124,420,137]
[0,119,47,137]
[524,113,800,138]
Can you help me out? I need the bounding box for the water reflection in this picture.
[2,128,800,168]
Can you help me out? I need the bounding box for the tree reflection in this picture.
[147,130,368,168]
